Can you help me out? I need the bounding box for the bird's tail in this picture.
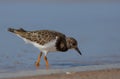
[8,28,26,33]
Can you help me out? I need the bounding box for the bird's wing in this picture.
[24,30,66,45]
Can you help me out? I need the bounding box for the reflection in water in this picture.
[0,2,120,72]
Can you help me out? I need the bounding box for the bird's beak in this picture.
[75,47,82,55]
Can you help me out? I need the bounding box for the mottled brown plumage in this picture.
[8,28,65,45]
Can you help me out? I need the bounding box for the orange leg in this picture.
[44,56,49,68]
[35,52,42,67]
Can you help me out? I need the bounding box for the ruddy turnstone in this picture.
[8,28,82,67]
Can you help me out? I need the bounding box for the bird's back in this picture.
[21,30,66,45]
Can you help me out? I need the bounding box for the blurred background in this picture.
[0,1,120,72]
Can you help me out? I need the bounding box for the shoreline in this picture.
[9,68,120,79]
[1,63,120,79]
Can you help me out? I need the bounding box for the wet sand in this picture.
[1,64,120,79]
[8,68,120,79]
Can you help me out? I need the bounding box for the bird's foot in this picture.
[35,61,40,68]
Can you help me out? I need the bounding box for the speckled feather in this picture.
[8,28,68,52]
[25,30,66,45]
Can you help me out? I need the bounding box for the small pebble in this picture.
[66,72,72,75]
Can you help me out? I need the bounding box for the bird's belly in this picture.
[17,35,57,52]
[40,40,57,52]
[25,38,57,52]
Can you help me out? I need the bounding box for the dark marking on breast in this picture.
[55,37,68,52]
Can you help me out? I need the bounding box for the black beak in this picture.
[75,47,82,55]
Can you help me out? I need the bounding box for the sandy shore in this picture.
[8,68,120,79]
[1,64,120,79]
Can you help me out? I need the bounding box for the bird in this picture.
[8,28,82,68]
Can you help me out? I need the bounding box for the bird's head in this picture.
[66,37,82,55]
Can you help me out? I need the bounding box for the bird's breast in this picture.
[20,36,57,52]
[55,37,68,52]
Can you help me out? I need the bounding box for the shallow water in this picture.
[0,2,120,72]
